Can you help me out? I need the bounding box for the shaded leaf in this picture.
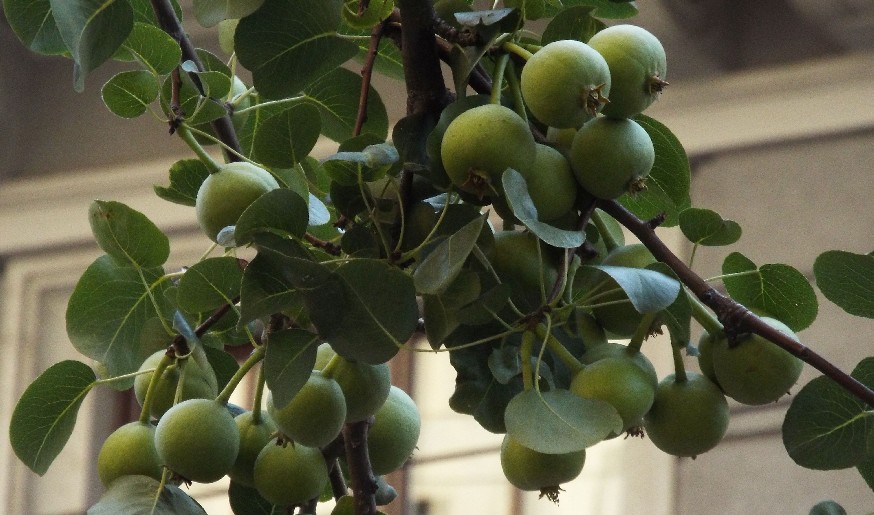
[502,169,585,249]
[66,256,172,377]
[422,269,482,346]
[650,263,692,344]
[235,188,311,245]
[88,475,206,515]
[239,234,313,325]
[782,358,874,470]
[505,389,622,453]
[101,70,159,119]
[448,344,519,433]
[541,6,604,44]
[723,252,818,331]
[620,114,691,227]
[235,0,358,99]
[454,8,516,26]
[88,200,170,268]
[50,0,134,91]
[679,207,742,246]
[251,101,321,169]
[588,264,681,314]
[228,480,277,515]
[177,257,244,313]
[3,0,67,54]
[414,215,486,295]
[9,361,95,476]
[193,0,265,28]
[304,67,389,142]
[814,250,874,319]
[488,346,522,384]
[264,328,321,408]
[153,159,211,207]
[546,0,638,19]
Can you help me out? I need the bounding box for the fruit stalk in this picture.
[598,199,874,408]
[138,352,173,424]
[536,324,584,376]
[215,346,266,405]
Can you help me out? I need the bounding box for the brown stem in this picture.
[343,418,379,515]
[598,199,874,408]
[354,21,388,137]
[396,0,451,116]
[149,0,242,159]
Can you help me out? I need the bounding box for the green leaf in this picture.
[49,0,134,91]
[228,480,278,515]
[127,0,183,26]
[193,0,265,28]
[203,347,240,391]
[313,259,419,364]
[504,389,622,453]
[857,455,874,494]
[678,207,742,246]
[264,328,321,408]
[66,256,172,377]
[782,358,874,470]
[414,215,486,295]
[650,263,692,344]
[448,344,519,433]
[88,475,207,515]
[101,70,159,119]
[502,169,586,249]
[488,346,522,385]
[541,6,605,44]
[814,250,874,319]
[546,0,638,18]
[341,0,393,29]
[235,188,311,245]
[722,252,819,331]
[154,159,211,206]
[3,0,67,54]
[250,101,322,168]
[235,0,358,99]
[9,361,95,476]
[620,114,691,227]
[304,67,389,142]
[422,270,482,346]
[177,257,244,313]
[88,200,170,268]
[588,264,681,314]
[239,235,313,325]
[114,22,181,75]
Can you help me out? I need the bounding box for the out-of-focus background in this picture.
[2,1,874,514]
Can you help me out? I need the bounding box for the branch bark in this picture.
[598,199,874,408]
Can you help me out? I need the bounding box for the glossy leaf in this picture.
[115,22,181,75]
[88,200,170,268]
[250,101,321,169]
[502,169,586,249]
[264,328,321,408]
[414,215,486,295]
[235,188,311,245]
[88,475,207,515]
[723,252,818,331]
[3,0,67,54]
[177,257,244,313]
[9,361,95,475]
[153,159,211,206]
[101,70,159,119]
[304,67,389,142]
[679,207,742,246]
[235,0,358,99]
[782,358,874,470]
[504,389,622,453]
[66,256,172,377]
[587,264,681,314]
[541,6,604,44]
[50,0,134,91]
[193,0,265,27]
[814,250,874,319]
[620,114,691,227]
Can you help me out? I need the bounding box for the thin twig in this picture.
[355,21,389,137]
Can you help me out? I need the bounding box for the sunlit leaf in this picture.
[814,250,874,319]
[101,70,159,119]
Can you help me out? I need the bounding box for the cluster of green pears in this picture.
[96,344,420,508]
[435,25,667,216]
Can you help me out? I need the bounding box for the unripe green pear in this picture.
[228,411,277,487]
[368,386,421,475]
[195,162,280,243]
[328,357,392,423]
[570,356,656,433]
[154,399,240,483]
[500,434,586,493]
[587,243,657,338]
[134,351,218,420]
[267,371,346,448]
[253,439,329,506]
[519,144,578,222]
[97,421,163,486]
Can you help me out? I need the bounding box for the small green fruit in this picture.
[644,372,729,457]
[500,434,586,495]
[97,422,163,486]
[587,244,657,338]
[570,357,656,432]
[329,357,392,423]
[368,386,421,475]
[440,104,537,198]
[711,317,803,405]
[569,117,655,200]
[588,25,667,119]
[519,144,578,222]
[580,342,658,390]
[154,399,240,483]
[228,411,277,487]
[253,439,329,506]
[134,351,218,420]
[521,40,611,128]
[195,162,280,243]
[267,371,346,448]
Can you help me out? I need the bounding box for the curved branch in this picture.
[598,199,874,408]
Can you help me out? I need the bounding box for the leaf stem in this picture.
[670,341,687,383]
[251,365,266,425]
[536,323,584,376]
[501,41,534,61]
[519,330,535,391]
[138,353,174,424]
[591,210,620,252]
[490,53,510,105]
[627,312,657,353]
[176,124,221,173]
